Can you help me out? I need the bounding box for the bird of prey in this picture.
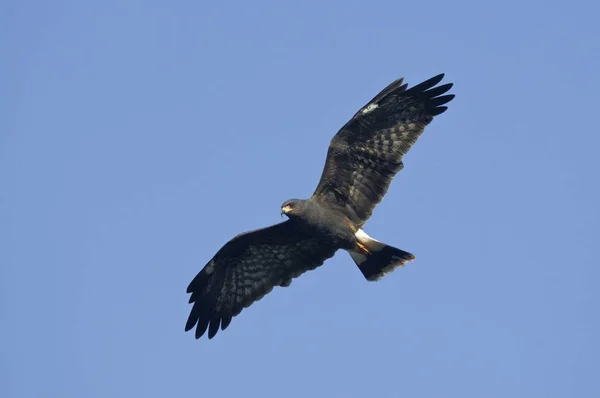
[185,73,455,340]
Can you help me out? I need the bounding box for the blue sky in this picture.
[2,0,599,397]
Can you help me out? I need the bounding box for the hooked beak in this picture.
[281,205,292,218]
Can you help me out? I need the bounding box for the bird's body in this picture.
[185,73,455,340]
[281,199,357,250]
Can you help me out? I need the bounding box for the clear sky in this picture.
[2,0,599,397]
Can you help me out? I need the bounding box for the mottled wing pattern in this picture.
[311,74,454,226]
[185,221,337,339]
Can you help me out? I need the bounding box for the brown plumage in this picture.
[311,73,454,225]
[185,73,455,339]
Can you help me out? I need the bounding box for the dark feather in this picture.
[185,221,337,339]
[185,73,455,340]
[311,74,455,225]
[220,315,232,331]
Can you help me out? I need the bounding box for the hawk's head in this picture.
[280,199,305,218]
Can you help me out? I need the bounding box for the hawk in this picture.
[185,73,455,339]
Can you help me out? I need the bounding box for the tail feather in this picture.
[349,230,415,281]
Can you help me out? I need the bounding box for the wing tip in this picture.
[185,308,199,332]
[207,316,221,339]
[406,73,451,94]
[405,73,456,116]
[430,73,445,85]
[430,106,448,116]
[186,285,236,340]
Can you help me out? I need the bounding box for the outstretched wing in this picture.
[185,221,337,339]
[311,73,455,226]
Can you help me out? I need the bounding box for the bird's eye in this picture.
[287,203,294,208]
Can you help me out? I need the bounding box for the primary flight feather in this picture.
[185,73,455,339]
